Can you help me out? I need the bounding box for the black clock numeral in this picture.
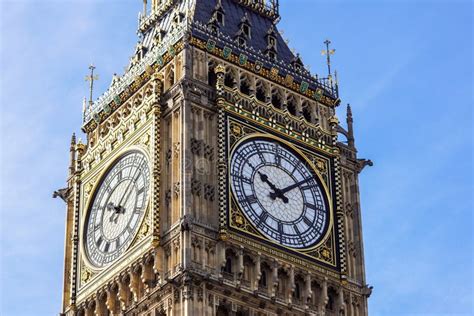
[291,160,301,174]
[96,236,103,248]
[305,202,323,212]
[293,224,301,235]
[104,242,110,253]
[246,195,258,204]
[277,222,284,234]
[301,183,316,191]
[303,216,313,227]
[137,187,145,195]
[258,212,269,228]
[232,174,252,184]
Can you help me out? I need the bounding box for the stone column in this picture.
[253,253,261,292]
[318,277,328,315]
[288,265,295,304]
[304,274,312,310]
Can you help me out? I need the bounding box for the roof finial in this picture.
[322,39,336,77]
[82,96,87,115]
[85,64,99,108]
[346,104,355,148]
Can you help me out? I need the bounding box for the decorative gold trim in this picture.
[79,146,153,272]
[224,117,338,268]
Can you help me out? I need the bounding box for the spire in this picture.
[70,133,77,147]
[346,104,355,148]
[85,64,99,108]
[321,39,336,77]
[69,133,77,175]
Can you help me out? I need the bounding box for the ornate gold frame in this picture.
[223,115,339,269]
[79,146,152,272]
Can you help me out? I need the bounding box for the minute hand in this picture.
[275,177,314,195]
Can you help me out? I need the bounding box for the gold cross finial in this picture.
[85,64,99,107]
[321,39,336,76]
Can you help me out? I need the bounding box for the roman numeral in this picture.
[293,225,301,235]
[292,161,302,174]
[301,183,317,191]
[305,203,323,212]
[258,212,269,228]
[246,195,258,204]
[137,187,145,195]
[232,174,252,184]
[96,236,103,248]
[278,222,284,234]
[303,216,313,227]
[104,242,110,253]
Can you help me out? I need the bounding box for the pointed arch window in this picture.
[237,36,247,48]
[267,50,277,60]
[216,11,224,25]
[242,23,251,38]
[210,0,225,30]
[291,54,304,71]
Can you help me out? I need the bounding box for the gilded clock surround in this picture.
[225,126,338,268]
[81,148,152,270]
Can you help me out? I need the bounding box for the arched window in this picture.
[224,70,235,88]
[217,305,230,316]
[208,62,217,87]
[294,283,301,300]
[271,89,282,109]
[165,65,175,91]
[327,288,338,311]
[224,257,232,274]
[256,81,266,102]
[287,96,297,116]
[302,106,312,122]
[259,270,267,287]
[240,75,250,95]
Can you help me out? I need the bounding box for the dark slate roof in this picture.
[193,0,295,64]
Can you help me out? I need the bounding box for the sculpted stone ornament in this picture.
[53,188,69,202]
[356,159,374,173]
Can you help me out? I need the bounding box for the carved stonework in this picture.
[61,2,371,314]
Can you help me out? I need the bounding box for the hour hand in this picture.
[107,202,125,223]
[258,172,288,203]
[258,171,278,192]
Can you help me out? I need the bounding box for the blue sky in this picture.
[0,0,472,315]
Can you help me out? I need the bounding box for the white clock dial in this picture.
[230,137,329,249]
[84,151,150,268]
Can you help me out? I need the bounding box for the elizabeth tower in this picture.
[58,1,373,315]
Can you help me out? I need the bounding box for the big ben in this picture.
[58,1,373,315]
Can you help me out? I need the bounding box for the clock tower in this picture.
[58,0,373,315]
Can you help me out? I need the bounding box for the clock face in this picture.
[84,151,150,268]
[230,137,329,249]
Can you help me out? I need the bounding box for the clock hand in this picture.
[274,176,314,196]
[258,171,288,203]
[116,158,142,208]
[107,202,125,223]
[258,171,278,192]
